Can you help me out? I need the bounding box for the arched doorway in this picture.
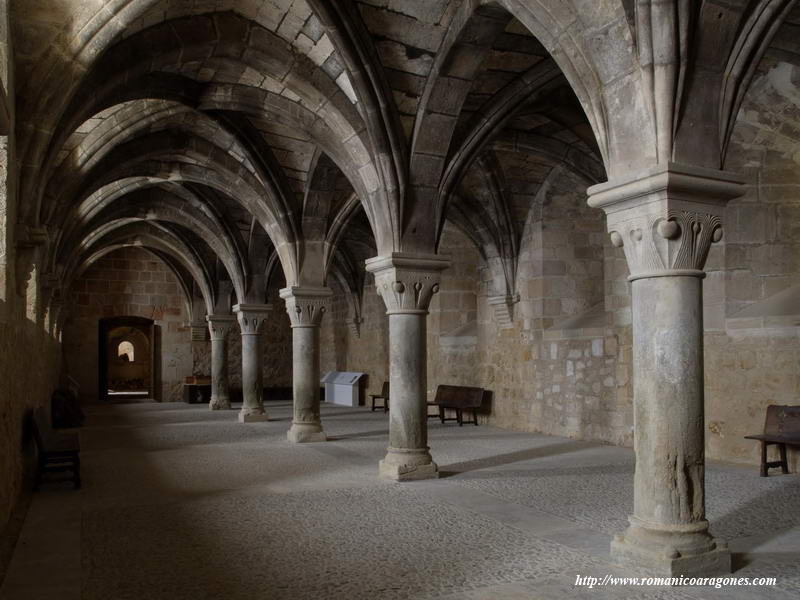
[98,316,156,401]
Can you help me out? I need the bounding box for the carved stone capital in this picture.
[206,314,237,341]
[365,253,450,315]
[232,303,272,335]
[588,163,745,280]
[279,286,332,327]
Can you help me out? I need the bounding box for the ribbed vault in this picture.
[7,0,792,327]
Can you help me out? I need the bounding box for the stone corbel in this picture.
[15,225,49,297]
[488,293,520,328]
[346,315,363,338]
[49,305,65,339]
[588,163,745,279]
[188,322,208,342]
[40,274,60,301]
[40,276,64,335]
[16,225,49,249]
[41,274,60,318]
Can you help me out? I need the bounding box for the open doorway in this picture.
[98,316,156,401]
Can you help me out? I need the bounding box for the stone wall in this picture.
[62,248,192,403]
[321,279,390,398]
[0,3,62,564]
[705,329,800,469]
[700,167,800,468]
[0,313,61,558]
[262,282,292,388]
[319,284,343,374]
[466,188,635,446]
[62,251,295,403]
[693,53,800,468]
[426,224,481,395]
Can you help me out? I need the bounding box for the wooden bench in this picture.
[429,384,483,426]
[745,405,800,477]
[32,408,81,490]
[370,381,389,412]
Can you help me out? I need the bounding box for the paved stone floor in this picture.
[1,401,798,600]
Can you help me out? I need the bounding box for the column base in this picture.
[287,422,327,443]
[209,397,231,410]
[378,447,439,481]
[611,518,731,577]
[238,408,268,423]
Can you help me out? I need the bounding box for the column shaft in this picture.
[287,325,325,442]
[611,274,729,575]
[240,332,265,421]
[209,336,230,409]
[632,276,704,526]
[387,313,427,453]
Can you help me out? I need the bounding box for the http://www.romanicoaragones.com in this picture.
[574,574,777,589]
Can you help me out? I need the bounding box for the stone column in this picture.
[588,163,744,576]
[365,253,450,481]
[279,286,332,443]
[232,303,271,423]
[206,315,236,410]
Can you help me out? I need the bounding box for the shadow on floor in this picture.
[709,473,800,571]
[328,429,389,441]
[319,408,377,418]
[448,462,633,482]
[439,440,595,477]
[733,550,800,572]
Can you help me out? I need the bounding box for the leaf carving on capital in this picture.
[236,313,268,335]
[665,210,723,271]
[374,270,442,313]
[284,296,330,327]
[207,318,236,341]
[608,215,666,276]
[609,210,724,277]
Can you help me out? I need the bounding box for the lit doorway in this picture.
[98,317,156,401]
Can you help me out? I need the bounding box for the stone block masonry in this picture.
[63,247,192,403]
[62,248,295,404]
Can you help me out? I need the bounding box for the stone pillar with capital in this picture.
[588,163,745,576]
[365,253,450,481]
[206,314,236,410]
[233,304,271,422]
[280,286,332,443]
